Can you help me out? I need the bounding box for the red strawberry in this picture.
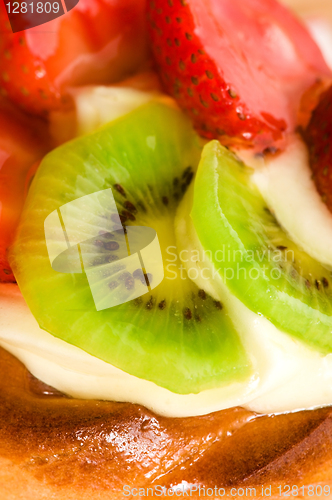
[303,85,332,213]
[0,0,148,116]
[0,100,51,282]
[147,0,331,151]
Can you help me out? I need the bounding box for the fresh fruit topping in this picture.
[147,0,331,150]
[303,85,332,213]
[186,140,332,353]
[0,0,148,116]
[0,100,50,283]
[10,103,251,393]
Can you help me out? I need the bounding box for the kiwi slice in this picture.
[9,103,251,394]
[188,140,332,353]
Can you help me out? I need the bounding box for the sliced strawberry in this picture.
[147,0,331,150]
[303,85,332,212]
[0,0,148,116]
[0,100,51,282]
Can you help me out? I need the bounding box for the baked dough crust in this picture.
[1,347,332,500]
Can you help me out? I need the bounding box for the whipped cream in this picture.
[0,284,265,417]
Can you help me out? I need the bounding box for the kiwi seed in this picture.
[214,301,223,310]
[182,166,191,179]
[123,201,137,213]
[109,255,119,263]
[183,307,192,320]
[146,297,155,310]
[104,241,119,251]
[93,256,108,266]
[119,272,132,282]
[94,239,104,248]
[133,269,153,286]
[198,289,206,300]
[122,210,136,221]
[133,269,144,281]
[158,300,166,310]
[125,276,135,290]
[114,184,126,197]
[322,277,329,288]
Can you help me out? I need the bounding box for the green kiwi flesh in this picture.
[190,140,332,353]
[9,104,251,394]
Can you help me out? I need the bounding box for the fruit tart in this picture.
[1,0,332,499]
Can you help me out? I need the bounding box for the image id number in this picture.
[6,2,61,14]
[278,485,331,496]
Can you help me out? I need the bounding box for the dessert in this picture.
[1,0,332,499]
